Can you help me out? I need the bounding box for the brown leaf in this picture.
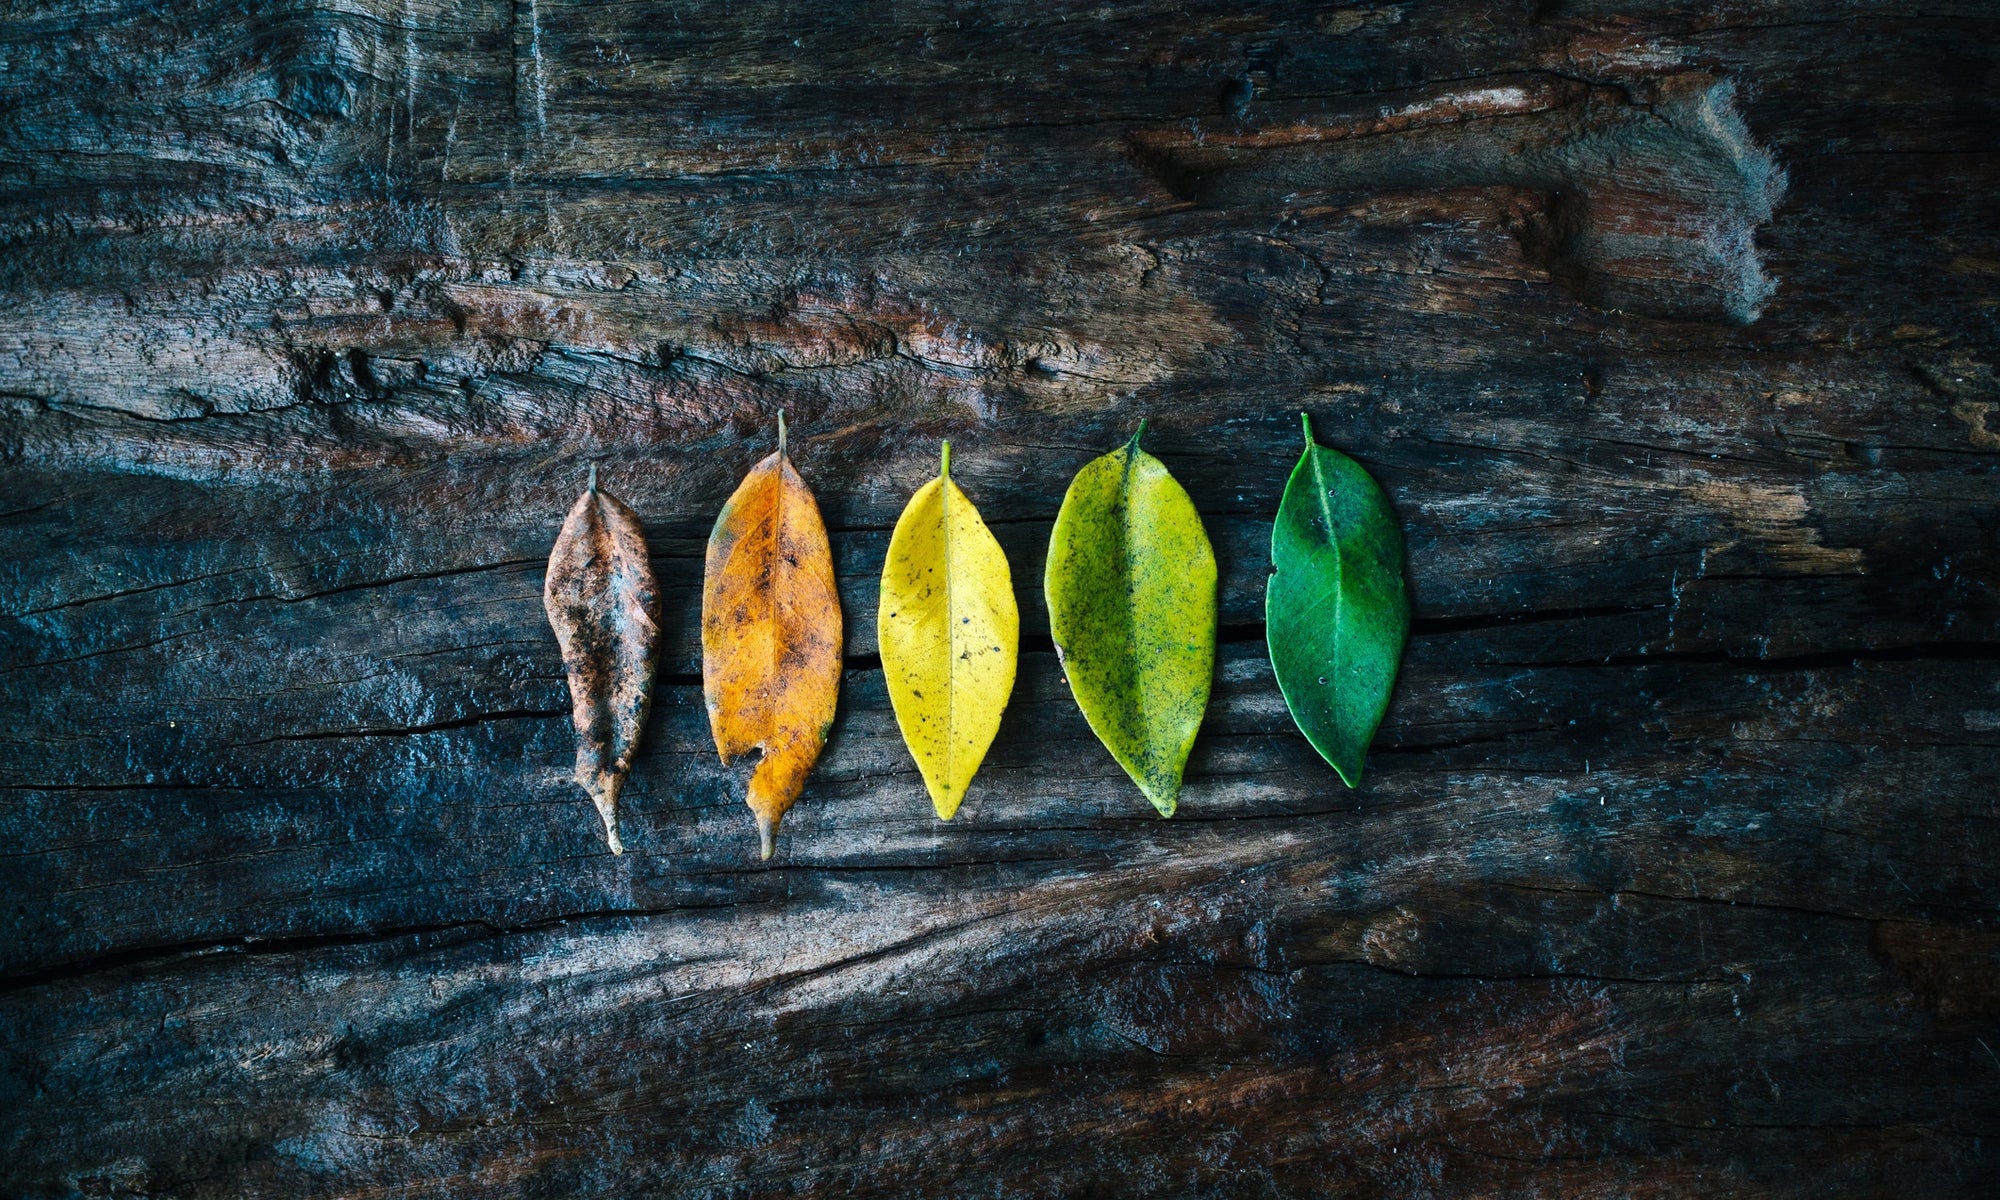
[702,418,843,859]
[543,466,663,854]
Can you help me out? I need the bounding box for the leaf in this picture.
[1044,422,1216,816]
[702,415,843,859]
[878,441,1019,820]
[1266,412,1410,787]
[543,465,664,855]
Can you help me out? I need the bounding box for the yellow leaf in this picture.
[878,441,1019,819]
[702,415,843,859]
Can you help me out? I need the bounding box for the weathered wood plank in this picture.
[4,829,1994,1196]
[10,633,1998,963]
[1,0,1996,1195]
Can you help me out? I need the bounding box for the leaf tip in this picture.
[585,771,626,853]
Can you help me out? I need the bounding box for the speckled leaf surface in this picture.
[1266,414,1410,787]
[1044,426,1216,816]
[878,442,1018,820]
[542,468,663,854]
[702,422,843,859]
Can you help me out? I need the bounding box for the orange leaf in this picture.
[701,420,843,859]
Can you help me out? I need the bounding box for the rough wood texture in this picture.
[2,0,1996,1195]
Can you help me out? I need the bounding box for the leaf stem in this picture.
[588,462,598,493]
[1129,418,1148,452]
[940,438,952,479]
[1300,411,1315,449]
[777,410,788,457]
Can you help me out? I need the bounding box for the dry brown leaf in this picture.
[543,466,662,854]
[702,417,843,859]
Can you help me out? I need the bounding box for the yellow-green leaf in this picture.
[1044,422,1216,816]
[878,441,1019,819]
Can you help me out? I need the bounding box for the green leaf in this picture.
[1044,422,1217,816]
[1266,412,1410,787]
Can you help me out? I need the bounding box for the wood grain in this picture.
[2,0,1996,1195]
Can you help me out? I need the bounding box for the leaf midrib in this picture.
[766,457,785,745]
[1307,444,1345,690]
[1116,445,1150,770]
[941,474,956,799]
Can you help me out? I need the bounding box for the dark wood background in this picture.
[3,1,1997,1195]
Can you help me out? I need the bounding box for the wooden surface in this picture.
[2,1,1997,1195]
